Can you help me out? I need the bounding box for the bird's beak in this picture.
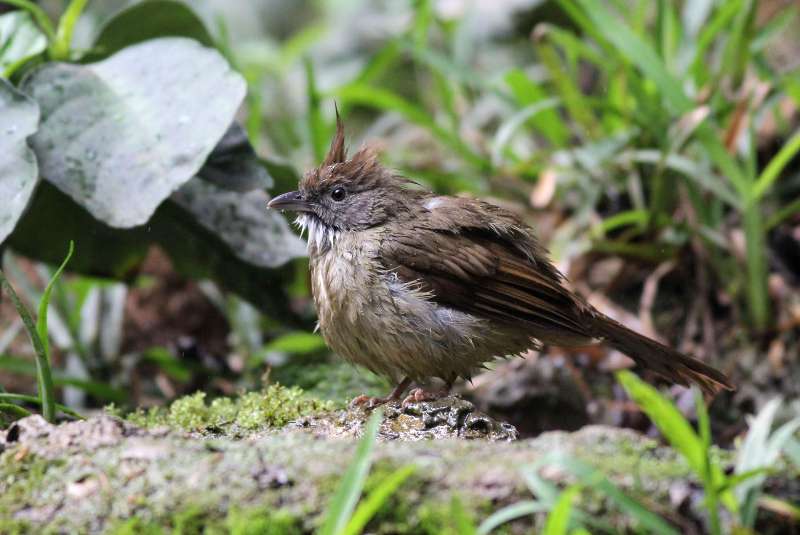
[267,191,314,213]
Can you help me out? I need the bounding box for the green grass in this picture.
[0,241,74,423]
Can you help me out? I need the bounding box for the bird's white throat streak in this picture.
[294,214,339,252]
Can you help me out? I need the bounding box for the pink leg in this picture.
[401,381,453,406]
[350,377,412,409]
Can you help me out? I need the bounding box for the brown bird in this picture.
[268,117,734,405]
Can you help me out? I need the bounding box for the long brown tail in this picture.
[590,314,734,395]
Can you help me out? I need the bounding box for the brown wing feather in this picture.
[379,224,590,342]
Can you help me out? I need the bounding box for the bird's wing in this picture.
[378,196,591,339]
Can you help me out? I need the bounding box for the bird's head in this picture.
[268,113,417,247]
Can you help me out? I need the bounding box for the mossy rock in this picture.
[1,390,797,534]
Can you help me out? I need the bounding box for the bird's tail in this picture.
[590,314,734,395]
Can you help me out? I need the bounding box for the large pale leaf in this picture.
[0,78,39,243]
[0,11,46,76]
[172,178,306,268]
[22,37,246,228]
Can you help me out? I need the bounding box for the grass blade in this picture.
[0,270,55,422]
[333,83,488,170]
[542,484,581,535]
[0,392,83,419]
[477,501,549,534]
[617,371,704,473]
[342,464,416,535]
[752,128,800,200]
[37,241,74,362]
[319,410,383,535]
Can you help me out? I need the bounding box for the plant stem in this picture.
[743,200,769,331]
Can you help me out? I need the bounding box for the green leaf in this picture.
[0,78,39,244]
[92,0,214,59]
[36,240,73,361]
[0,11,46,76]
[735,398,800,526]
[319,410,383,535]
[449,496,478,535]
[263,332,326,355]
[342,465,416,535]
[22,37,245,228]
[617,371,704,473]
[543,485,582,535]
[505,68,569,146]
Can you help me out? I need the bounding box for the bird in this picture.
[267,115,734,406]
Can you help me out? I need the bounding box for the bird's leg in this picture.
[401,380,453,406]
[350,377,412,409]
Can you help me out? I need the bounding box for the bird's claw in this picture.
[401,388,439,407]
[349,394,391,410]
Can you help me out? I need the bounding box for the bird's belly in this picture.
[311,243,531,383]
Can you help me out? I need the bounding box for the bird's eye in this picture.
[330,186,347,201]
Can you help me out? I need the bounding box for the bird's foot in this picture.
[350,377,413,410]
[401,388,444,407]
[349,394,392,410]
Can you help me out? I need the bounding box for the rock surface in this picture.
[295,396,519,441]
[0,397,795,534]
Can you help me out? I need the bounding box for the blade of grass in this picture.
[50,0,89,60]
[617,371,704,474]
[505,69,568,146]
[0,270,55,422]
[767,196,800,229]
[304,57,328,164]
[743,200,769,329]
[491,98,560,165]
[319,410,383,535]
[450,496,478,535]
[533,27,601,139]
[342,464,416,535]
[333,83,488,170]
[752,128,800,200]
[0,354,126,403]
[37,241,74,362]
[0,393,83,419]
[542,485,582,535]
[0,403,33,419]
[546,454,680,535]
[477,501,549,535]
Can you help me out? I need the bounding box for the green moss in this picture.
[0,450,63,531]
[105,505,303,535]
[125,384,335,434]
